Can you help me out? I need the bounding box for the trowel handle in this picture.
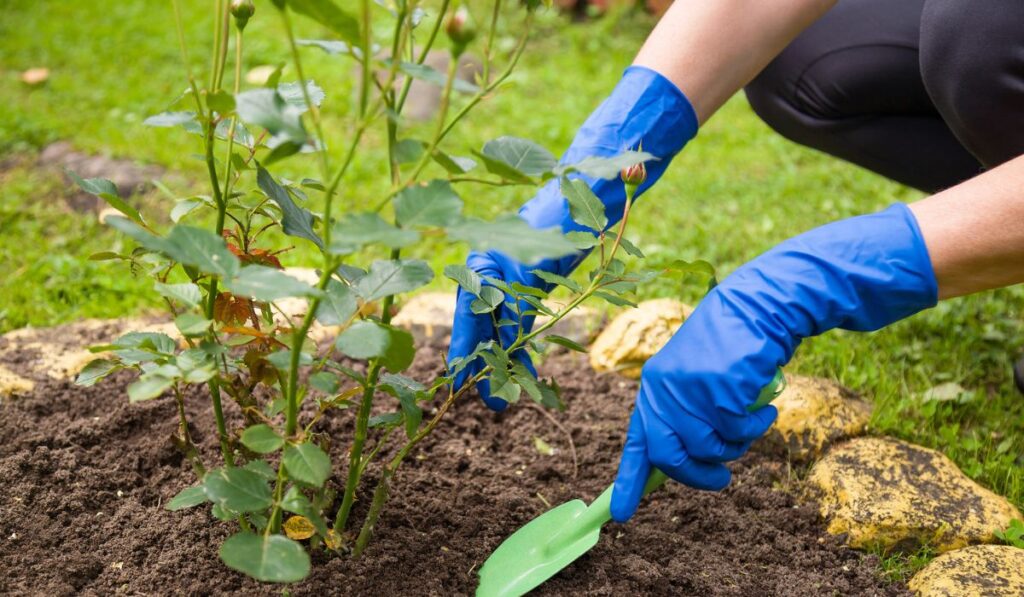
[639,367,787,498]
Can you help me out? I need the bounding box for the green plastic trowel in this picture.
[476,369,786,597]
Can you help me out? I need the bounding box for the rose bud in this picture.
[445,8,477,56]
[620,161,647,187]
[231,0,255,30]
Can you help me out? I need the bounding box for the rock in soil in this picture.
[589,298,692,378]
[0,333,907,595]
[761,375,872,461]
[908,544,1024,596]
[808,437,1022,553]
[0,365,34,398]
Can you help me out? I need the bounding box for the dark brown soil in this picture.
[0,333,907,596]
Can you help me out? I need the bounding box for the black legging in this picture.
[744,0,1024,193]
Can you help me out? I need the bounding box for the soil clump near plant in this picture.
[0,335,907,596]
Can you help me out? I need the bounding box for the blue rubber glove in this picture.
[448,66,699,410]
[609,204,939,521]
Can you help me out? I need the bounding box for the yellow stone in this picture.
[765,375,872,460]
[0,365,34,398]
[909,544,1024,596]
[589,299,692,378]
[808,437,1022,553]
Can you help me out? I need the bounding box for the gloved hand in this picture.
[448,66,700,410]
[610,204,939,521]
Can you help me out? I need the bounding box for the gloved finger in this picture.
[714,404,778,443]
[644,391,750,463]
[644,411,731,491]
[611,408,651,523]
[448,287,498,393]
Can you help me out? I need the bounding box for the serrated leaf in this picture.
[241,424,285,454]
[355,259,434,301]
[315,279,357,325]
[75,359,122,387]
[204,467,273,512]
[154,282,202,308]
[532,269,581,293]
[283,443,331,487]
[443,264,482,296]
[220,532,310,583]
[106,217,241,278]
[470,150,535,184]
[396,61,479,94]
[226,266,324,302]
[565,230,599,250]
[369,411,403,427]
[297,38,353,55]
[277,80,325,110]
[447,216,576,263]
[170,198,204,222]
[593,290,637,308]
[235,89,307,146]
[561,176,607,233]
[68,170,145,226]
[242,460,278,480]
[555,150,656,179]
[470,286,505,314]
[286,0,360,45]
[281,486,328,536]
[432,150,476,174]
[143,111,198,128]
[544,334,588,353]
[128,371,176,402]
[394,180,463,228]
[110,331,178,363]
[174,312,212,336]
[330,213,420,253]
[482,137,556,176]
[256,166,323,250]
[166,485,208,511]
[335,321,415,372]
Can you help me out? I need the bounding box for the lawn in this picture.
[2,0,1022,575]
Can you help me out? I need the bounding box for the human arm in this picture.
[610,155,1024,521]
[448,0,838,407]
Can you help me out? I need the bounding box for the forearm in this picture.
[634,0,836,123]
[910,154,1024,299]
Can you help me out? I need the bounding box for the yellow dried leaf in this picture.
[283,516,316,541]
[323,528,343,551]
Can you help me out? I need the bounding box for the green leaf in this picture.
[174,312,212,336]
[226,266,324,301]
[470,150,535,184]
[110,331,178,363]
[166,485,208,511]
[143,111,197,128]
[369,411,403,427]
[204,467,274,512]
[315,279,357,325]
[380,374,425,439]
[75,359,122,387]
[394,180,463,228]
[286,0,360,45]
[241,424,285,454]
[606,231,644,258]
[565,231,599,250]
[283,443,331,487]
[432,150,476,174]
[154,282,202,308]
[256,166,323,250]
[220,532,310,583]
[277,80,325,110]
[68,170,145,226]
[355,259,434,301]
[170,198,205,223]
[443,264,482,296]
[561,176,607,233]
[236,89,308,148]
[106,217,241,278]
[556,150,656,179]
[207,90,235,114]
[281,486,328,536]
[394,138,425,163]
[243,460,278,480]
[482,137,556,176]
[447,216,577,263]
[296,38,354,55]
[335,321,415,372]
[396,61,479,94]
[594,290,637,308]
[532,269,582,293]
[544,334,588,353]
[666,259,716,277]
[330,213,420,253]
[128,371,175,402]
[309,371,340,394]
[470,286,504,314]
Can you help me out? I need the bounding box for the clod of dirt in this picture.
[589,298,692,378]
[39,141,163,212]
[0,332,907,595]
[392,291,603,345]
[0,317,178,381]
[761,375,871,461]
[0,365,34,398]
[908,544,1024,596]
[808,437,1022,553]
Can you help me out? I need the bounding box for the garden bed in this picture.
[0,334,906,595]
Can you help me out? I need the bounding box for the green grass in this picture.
[2,0,1022,567]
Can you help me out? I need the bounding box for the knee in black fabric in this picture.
[920,0,1024,168]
